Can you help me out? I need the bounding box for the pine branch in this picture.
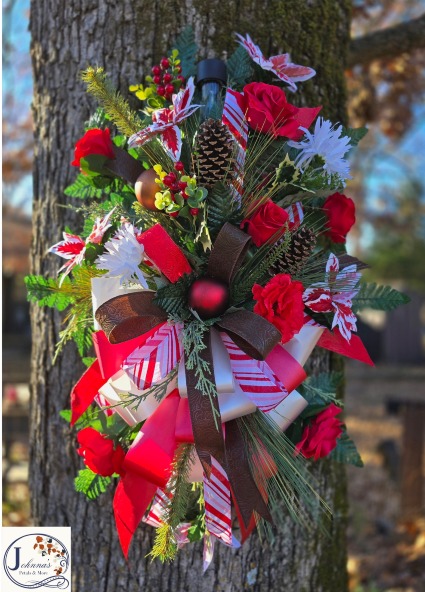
[231,231,291,303]
[150,444,194,562]
[352,282,410,312]
[81,67,141,137]
[300,371,344,407]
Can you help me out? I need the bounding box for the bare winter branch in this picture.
[348,13,425,68]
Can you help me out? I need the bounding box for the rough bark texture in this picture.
[29,1,351,591]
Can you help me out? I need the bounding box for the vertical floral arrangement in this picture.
[26,29,408,568]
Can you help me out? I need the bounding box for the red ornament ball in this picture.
[188,278,230,320]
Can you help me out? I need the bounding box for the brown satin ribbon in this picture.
[207,222,251,285]
[105,145,145,185]
[95,291,167,344]
[184,332,225,479]
[217,310,281,360]
[224,419,272,527]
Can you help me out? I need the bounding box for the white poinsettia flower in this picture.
[95,222,148,288]
[288,117,352,183]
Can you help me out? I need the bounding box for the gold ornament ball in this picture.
[134,168,160,211]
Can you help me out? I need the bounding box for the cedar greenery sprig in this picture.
[182,319,221,429]
[149,444,195,562]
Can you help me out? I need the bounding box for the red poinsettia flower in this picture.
[295,403,343,460]
[77,427,125,477]
[242,200,289,247]
[71,127,115,167]
[252,274,304,343]
[242,82,321,140]
[323,192,356,243]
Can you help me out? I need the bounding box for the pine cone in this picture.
[270,226,316,276]
[194,119,234,187]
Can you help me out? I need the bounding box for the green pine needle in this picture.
[81,67,141,137]
[149,444,194,562]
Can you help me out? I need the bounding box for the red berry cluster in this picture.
[151,57,185,102]
[160,162,197,217]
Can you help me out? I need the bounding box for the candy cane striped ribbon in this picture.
[222,89,248,202]
[285,201,304,229]
[122,322,183,390]
[203,457,232,546]
[221,334,288,412]
[142,488,171,528]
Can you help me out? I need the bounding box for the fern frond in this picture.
[352,282,409,312]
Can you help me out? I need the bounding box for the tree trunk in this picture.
[29,2,351,591]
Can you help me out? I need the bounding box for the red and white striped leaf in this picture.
[221,334,288,412]
[203,457,232,547]
[122,323,183,390]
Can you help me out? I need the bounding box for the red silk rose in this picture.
[71,128,115,167]
[295,403,343,460]
[323,192,356,243]
[242,200,289,247]
[252,274,304,343]
[243,82,321,140]
[77,427,125,476]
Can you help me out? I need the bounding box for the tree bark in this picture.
[29,1,351,591]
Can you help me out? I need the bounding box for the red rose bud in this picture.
[323,192,356,243]
[295,404,343,460]
[77,427,125,477]
[71,128,115,167]
[242,82,321,140]
[252,274,304,343]
[242,200,289,247]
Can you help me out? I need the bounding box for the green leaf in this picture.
[154,273,196,317]
[84,107,110,131]
[64,174,105,200]
[80,154,110,176]
[59,409,72,423]
[329,427,364,467]
[82,356,96,368]
[174,27,198,78]
[352,282,410,312]
[207,182,239,240]
[25,275,73,311]
[73,324,94,357]
[227,45,253,89]
[341,126,368,148]
[74,468,112,500]
[299,372,343,406]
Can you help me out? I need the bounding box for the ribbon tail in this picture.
[185,330,225,476]
[113,475,157,559]
[71,360,105,425]
[225,419,272,529]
